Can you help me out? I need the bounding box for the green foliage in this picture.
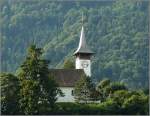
[0,71,148,115]
[42,93,149,115]
[19,80,40,114]
[122,94,149,115]
[18,45,61,114]
[96,78,111,101]
[1,0,149,89]
[74,75,97,103]
[96,79,127,102]
[63,58,75,69]
[0,1,149,114]
[108,90,149,115]
[0,73,20,114]
[109,82,127,93]
[97,78,110,89]
[99,99,121,114]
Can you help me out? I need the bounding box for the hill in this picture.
[1,0,149,89]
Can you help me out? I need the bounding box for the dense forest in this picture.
[1,0,149,89]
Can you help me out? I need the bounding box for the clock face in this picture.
[81,61,89,68]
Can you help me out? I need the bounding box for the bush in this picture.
[45,102,122,115]
[122,94,149,115]
[44,96,149,115]
[98,99,122,114]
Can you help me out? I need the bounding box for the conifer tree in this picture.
[74,75,96,103]
[0,73,20,114]
[18,45,61,114]
[63,59,75,69]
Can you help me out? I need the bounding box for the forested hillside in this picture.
[1,0,149,89]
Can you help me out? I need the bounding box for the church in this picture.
[49,20,94,102]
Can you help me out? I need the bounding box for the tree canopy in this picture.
[0,73,20,114]
[74,75,97,103]
[1,0,149,89]
[18,45,62,114]
[63,58,75,69]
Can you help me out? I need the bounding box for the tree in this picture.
[109,90,149,115]
[109,90,130,107]
[1,0,148,90]
[18,45,62,114]
[63,58,75,69]
[109,82,127,93]
[142,88,149,95]
[100,98,121,114]
[97,78,111,90]
[96,79,111,102]
[0,73,20,115]
[122,94,149,115]
[96,79,127,102]
[74,75,96,103]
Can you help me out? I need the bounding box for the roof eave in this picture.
[73,51,95,56]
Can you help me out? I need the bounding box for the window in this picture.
[71,90,74,96]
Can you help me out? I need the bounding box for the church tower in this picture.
[74,15,94,77]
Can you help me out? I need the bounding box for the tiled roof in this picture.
[49,69,85,87]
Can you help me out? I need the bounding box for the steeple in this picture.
[74,13,94,77]
[74,14,94,56]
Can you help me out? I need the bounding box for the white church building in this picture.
[50,23,94,102]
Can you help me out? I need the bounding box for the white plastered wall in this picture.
[76,57,91,77]
[57,87,75,102]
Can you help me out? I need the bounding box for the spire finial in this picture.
[82,12,84,25]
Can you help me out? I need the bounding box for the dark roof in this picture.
[74,46,94,55]
[74,26,94,55]
[49,69,85,87]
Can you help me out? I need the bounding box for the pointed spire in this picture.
[74,13,94,55]
[78,26,86,51]
[82,12,84,25]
